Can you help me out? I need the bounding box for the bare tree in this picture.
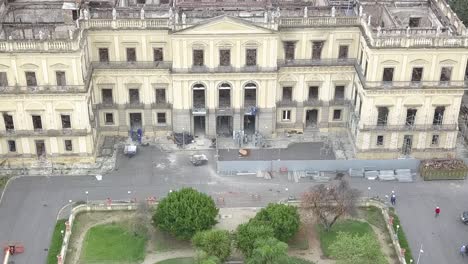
[301,180,360,231]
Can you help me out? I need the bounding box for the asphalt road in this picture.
[0,146,467,264]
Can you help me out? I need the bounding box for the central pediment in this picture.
[174,16,275,35]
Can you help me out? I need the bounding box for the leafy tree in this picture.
[152,188,219,239]
[329,232,387,264]
[192,229,232,261]
[235,222,275,257]
[247,237,291,264]
[449,0,468,25]
[195,250,221,264]
[301,180,360,231]
[253,203,300,242]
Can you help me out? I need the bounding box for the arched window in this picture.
[244,82,257,89]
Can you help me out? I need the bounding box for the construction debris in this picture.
[378,170,396,181]
[173,132,193,146]
[420,159,468,170]
[364,170,378,180]
[395,169,413,182]
[349,168,364,177]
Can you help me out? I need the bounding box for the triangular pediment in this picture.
[175,16,275,35]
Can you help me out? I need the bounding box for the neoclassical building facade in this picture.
[0,0,467,164]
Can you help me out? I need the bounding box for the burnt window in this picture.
[56,71,66,86]
[129,89,140,104]
[3,114,13,130]
[334,86,345,99]
[364,60,368,77]
[193,49,204,66]
[105,113,114,124]
[0,72,8,86]
[308,86,318,100]
[312,41,324,60]
[32,115,42,130]
[282,110,291,121]
[282,87,292,101]
[376,135,384,146]
[157,113,166,124]
[7,140,16,152]
[153,48,163,62]
[406,109,417,126]
[409,17,421,27]
[61,115,71,129]
[353,89,358,107]
[25,72,37,86]
[102,89,113,104]
[440,67,452,82]
[72,10,79,20]
[359,50,364,65]
[219,49,231,67]
[64,140,73,151]
[99,48,109,62]
[338,45,349,59]
[246,49,257,66]
[465,59,468,80]
[333,109,342,120]
[219,88,231,107]
[382,68,394,82]
[431,134,440,146]
[377,107,389,126]
[156,89,166,104]
[137,0,146,4]
[284,41,295,61]
[433,106,445,125]
[126,48,136,62]
[411,67,423,82]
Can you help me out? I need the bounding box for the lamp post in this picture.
[61,230,64,238]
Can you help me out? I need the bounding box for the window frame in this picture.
[126,47,137,62]
[332,109,342,121]
[64,139,73,152]
[7,140,16,152]
[104,112,114,125]
[376,135,384,146]
[157,112,167,124]
[282,110,291,121]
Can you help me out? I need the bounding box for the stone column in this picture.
[207,112,216,138]
[172,109,191,133]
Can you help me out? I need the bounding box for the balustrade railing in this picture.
[277,58,357,67]
[361,124,458,131]
[364,80,467,89]
[0,85,85,94]
[91,61,172,70]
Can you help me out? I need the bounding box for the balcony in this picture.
[277,58,357,68]
[96,102,116,109]
[126,102,145,109]
[361,124,458,131]
[216,107,234,116]
[91,61,172,70]
[0,129,88,137]
[0,85,85,94]
[303,99,324,107]
[276,100,298,107]
[172,66,277,74]
[151,102,173,109]
[192,107,207,115]
[329,98,351,106]
[363,80,467,90]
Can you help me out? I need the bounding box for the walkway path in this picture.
[141,249,195,264]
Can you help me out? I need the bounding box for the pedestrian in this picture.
[461,245,466,257]
[435,206,441,217]
[390,194,396,206]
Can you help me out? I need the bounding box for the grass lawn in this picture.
[152,227,191,252]
[0,176,9,188]
[155,257,194,264]
[46,219,67,264]
[81,223,147,263]
[289,256,316,264]
[361,206,386,230]
[389,208,413,263]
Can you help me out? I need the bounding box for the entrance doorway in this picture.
[194,116,206,136]
[129,113,142,130]
[216,116,233,137]
[35,140,46,159]
[402,135,413,156]
[244,115,255,134]
[305,109,318,128]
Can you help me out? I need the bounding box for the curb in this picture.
[0,175,20,205]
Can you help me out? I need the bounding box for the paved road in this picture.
[0,146,467,264]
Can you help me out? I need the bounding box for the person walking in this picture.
[461,245,466,257]
[435,206,441,217]
[390,192,396,206]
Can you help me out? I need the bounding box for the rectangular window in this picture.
[193,49,204,66]
[376,135,384,146]
[308,86,319,100]
[406,109,417,126]
[105,113,114,124]
[126,48,136,62]
[377,107,389,126]
[334,85,345,99]
[0,72,8,86]
[433,106,445,125]
[32,115,42,130]
[64,140,73,151]
[219,49,231,66]
[411,67,423,82]
[338,45,349,59]
[156,88,166,104]
[282,87,292,101]
[333,109,342,120]
[129,89,140,104]
[282,110,291,121]
[61,115,71,129]
[3,114,13,130]
[409,17,421,27]
[431,135,440,146]
[284,41,295,61]
[246,49,257,66]
[102,89,113,104]
[312,41,324,60]
[8,140,16,152]
[99,48,109,62]
[157,113,166,124]
[153,48,163,62]
[56,71,66,86]
[440,67,452,82]
[25,71,37,86]
[382,68,394,82]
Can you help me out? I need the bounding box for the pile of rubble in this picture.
[420,159,468,170]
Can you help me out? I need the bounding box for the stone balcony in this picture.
[277,58,357,68]
[0,129,89,137]
[361,123,458,131]
[172,65,277,74]
[276,100,298,107]
[91,61,172,70]
[303,99,324,107]
[363,80,467,90]
[151,102,173,109]
[0,85,86,94]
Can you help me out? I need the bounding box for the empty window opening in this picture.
[193,49,204,66]
[333,109,342,120]
[282,110,291,121]
[377,107,389,126]
[338,45,349,59]
[440,67,452,82]
[25,71,37,86]
[431,134,440,146]
[382,68,394,82]
[353,89,358,107]
[219,49,231,67]
[433,106,445,125]
[61,115,71,129]
[105,113,114,124]
[156,89,166,104]
[137,0,146,4]
[282,87,293,101]
[126,48,136,62]
[194,116,206,136]
[99,48,109,62]
[32,115,42,130]
[129,113,142,130]
[409,17,421,27]
[157,113,166,124]
[411,67,423,82]
[102,89,113,104]
[284,41,295,61]
[246,49,257,66]
[129,89,140,104]
[308,86,319,100]
[402,135,413,155]
[219,89,231,108]
[243,115,255,134]
[465,60,468,80]
[193,89,206,109]
[3,114,13,130]
[306,109,318,127]
[377,135,384,146]
[8,140,16,152]
[244,87,257,107]
[35,140,46,158]
[56,71,66,86]
[216,116,233,137]
[0,72,8,86]
[334,86,345,99]
[312,41,324,60]
[153,48,163,62]
[72,10,79,20]
[64,140,73,151]
[406,109,417,126]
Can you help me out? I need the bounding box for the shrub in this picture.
[247,237,290,264]
[235,221,274,257]
[192,230,231,261]
[253,203,300,242]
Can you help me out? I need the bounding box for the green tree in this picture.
[235,222,275,257]
[247,237,291,264]
[152,188,219,239]
[192,229,232,261]
[449,0,468,25]
[253,203,300,242]
[329,232,387,264]
[195,250,221,264]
